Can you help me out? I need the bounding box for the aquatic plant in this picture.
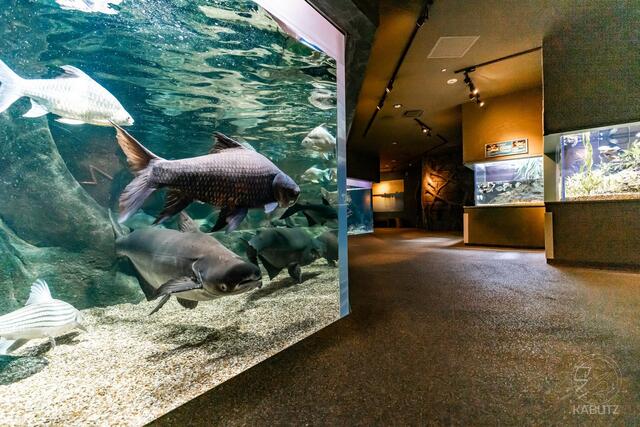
[514,157,543,181]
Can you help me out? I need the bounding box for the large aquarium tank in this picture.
[0,0,347,424]
[347,183,373,235]
[558,121,640,200]
[473,157,544,205]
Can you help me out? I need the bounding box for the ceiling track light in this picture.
[363,0,433,137]
[463,71,484,108]
[414,118,432,136]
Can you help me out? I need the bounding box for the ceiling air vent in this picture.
[403,110,423,118]
[427,36,479,59]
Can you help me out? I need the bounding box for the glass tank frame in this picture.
[557,121,640,201]
[473,157,544,206]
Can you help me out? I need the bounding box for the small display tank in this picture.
[474,157,544,205]
[347,187,374,234]
[558,122,640,200]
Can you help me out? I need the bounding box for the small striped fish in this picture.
[0,279,85,354]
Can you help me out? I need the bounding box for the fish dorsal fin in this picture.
[178,212,201,233]
[322,197,330,206]
[59,65,93,80]
[210,132,245,154]
[26,279,53,305]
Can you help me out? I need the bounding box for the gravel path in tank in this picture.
[0,261,339,426]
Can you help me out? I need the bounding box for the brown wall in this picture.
[462,87,543,164]
[464,206,545,248]
[543,2,640,135]
[546,199,640,268]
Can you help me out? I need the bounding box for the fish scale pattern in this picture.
[151,148,279,208]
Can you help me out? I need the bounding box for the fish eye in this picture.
[219,283,228,292]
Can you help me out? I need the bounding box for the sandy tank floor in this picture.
[0,260,340,426]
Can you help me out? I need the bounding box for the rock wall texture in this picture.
[0,108,141,314]
[421,151,474,231]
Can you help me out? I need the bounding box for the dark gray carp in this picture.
[112,123,300,232]
[116,214,262,314]
[316,230,338,266]
[280,196,337,226]
[246,228,322,284]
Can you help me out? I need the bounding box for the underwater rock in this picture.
[0,355,48,385]
[0,108,141,313]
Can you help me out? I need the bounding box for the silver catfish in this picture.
[0,59,133,126]
[116,213,262,314]
[0,279,86,354]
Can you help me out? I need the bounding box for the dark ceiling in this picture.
[348,0,577,173]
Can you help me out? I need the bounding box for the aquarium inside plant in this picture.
[473,157,544,205]
[558,122,640,200]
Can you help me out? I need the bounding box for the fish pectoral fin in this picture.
[264,202,278,214]
[176,298,198,310]
[154,190,192,225]
[154,277,203,298]
[210,208,231,232]
[56,118,86,125]
[23,99,49,118]
[149,295,171,315]
[49,337,56,348]
[221,208,249,234]
[258,255,282,280]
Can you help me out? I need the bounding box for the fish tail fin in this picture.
[118,168,155,223]
[112,122,162,173]
[112,124,162,223]
[0,60,23,114]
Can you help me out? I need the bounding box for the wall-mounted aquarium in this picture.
[0,0,347,424]
[474,157,544,205]
[347,180,373,234]
[558,122,640,200]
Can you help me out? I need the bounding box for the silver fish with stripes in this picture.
[0,279,86,354]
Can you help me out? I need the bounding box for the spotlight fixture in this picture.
[392,159,397,162]
[447,78,458,85]
[441,68,447,72]
[393,103,403,109]
[392,141,398,145]
[414,118,432,136]
[463,71,484,108]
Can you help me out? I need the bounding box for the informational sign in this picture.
[485,138,528,158]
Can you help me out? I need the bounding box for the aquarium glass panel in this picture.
[559,122,640,200]
[474,157,544,205]
[347,187,373,234]
[0,0,345,424]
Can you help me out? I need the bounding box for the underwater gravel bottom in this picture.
[0,261,339,426]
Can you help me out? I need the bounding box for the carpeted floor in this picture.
[152,229,640,426]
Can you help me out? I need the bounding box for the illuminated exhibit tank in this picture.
[0,0,345,424]
[558,122,640,200]
[474,157,543,205]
